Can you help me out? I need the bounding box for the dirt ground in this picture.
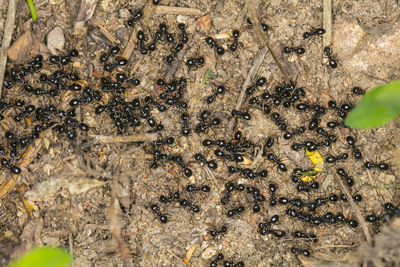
[0,0,400,266]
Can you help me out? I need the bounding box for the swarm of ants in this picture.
[1,2,399,266]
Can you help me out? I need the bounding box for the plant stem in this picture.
[26,0,37,21]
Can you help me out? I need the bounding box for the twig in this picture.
[188,64,204,116]
[122,0,152,60]
[248,0,290,82]
[121,28,138,60]
[0,0,18,98]
[73,0,99,35]
[234,47,267,112]
[154,6,202,16]
[89,134,158,143]
[323,0,332,49]
[98,25,119,44]
[228,47,268,132]
[335,174,372,244]
[109,166,131,267]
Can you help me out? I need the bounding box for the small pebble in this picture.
[47,26,65,55]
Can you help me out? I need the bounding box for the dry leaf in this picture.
[7,31,33,64]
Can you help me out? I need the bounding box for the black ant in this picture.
[178,23,189,43]
[292,231,317,242]
[193,153,218,169]
[195,117,221,133]
[328,100,351,119]
[258,214,285,237]
[266,153,287,172]
[352,86,365,95]
[226,206,245,217]
[209,253,225,267]
[148,30,163,51]
[205,37,225,55]
[186,184,211,193]
[231,109,251,121]
[346,136,363,160]
[181,112,191,136]
[283,46,305,55]
[229,29,240,52]
[364,161,389,171]
[282,126,306,140]
[159,191,180,204]
[150,204,168,223]
[209,225,227,237]
[246,77,267,95]
[303,27,325,39]
[325,153,348,163]
[290,247,311,257]
[186,56,205,70]
[323,46,337,68]
[166,43,184,64]
[261,22,272,32]
[137,30,148,55]
[100,46,120,63]
[336,168,354,187]
[270,112,287,131]
[1,158,21,174]
[179,199,200,213]
[127,10,143,27]
[206,85,225,104]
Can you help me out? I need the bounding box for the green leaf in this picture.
[345,79,400,128]
[8,247,72,267]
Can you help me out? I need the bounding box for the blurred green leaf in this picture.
[345,79,400,128]
[8,247,71,267]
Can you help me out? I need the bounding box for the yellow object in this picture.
[18,184,39,217]
[183,244,198,264]
[306,149,324,172]
[301,149,324,182]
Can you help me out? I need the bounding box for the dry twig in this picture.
[109,165,131,267]
[228,47,268,132]
[89,134,158,143]
[122,0,152,60]
[248,0,290,82]
[323,0,332,49]
[154,6,202,16]
[335,174,372,244]
[0,0,18,98]
[73,0,99,35]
